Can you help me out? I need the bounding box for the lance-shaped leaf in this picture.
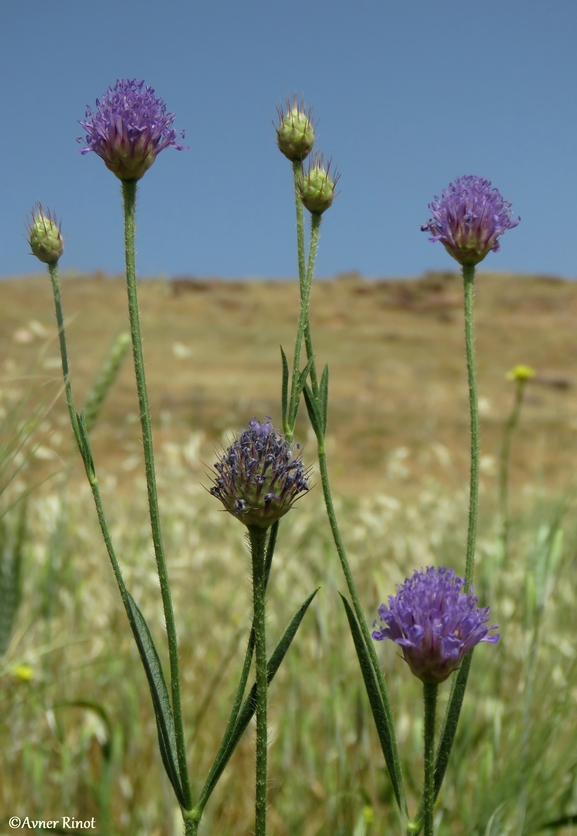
[318,364,329,434]
[124,590,187,807]
[340,593,405,815]
[280,346,290,429]
[302,382,324,441]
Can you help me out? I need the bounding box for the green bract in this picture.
[299,157,338,214]
[276,99,315,162]
[28,205,64,264]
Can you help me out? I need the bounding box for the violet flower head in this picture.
[421,176,519,266]
[77,79,187,181]
[209,417,310,528]
[372,567,499,684]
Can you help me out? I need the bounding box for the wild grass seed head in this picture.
[421,175,519,266]
[209,417,310,528]
[373,566,499,684]
[77,79,188,181]
[27,204,64,265]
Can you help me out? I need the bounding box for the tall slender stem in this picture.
[48,264,81,444]
[318,448,407,817]
[462,263,479,589]
[121,179,191,805]
[248,525,269,836]
[423,683,438,836]
[287,211,322,438]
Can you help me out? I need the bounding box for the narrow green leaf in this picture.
[339,593,404,813]
[318,364,329,434]
[302,382,323,440]
[124,590,187,807]
[297,356,316,394]
[433,651,472,796]
[280,346,290,428]
[197,588,319,811]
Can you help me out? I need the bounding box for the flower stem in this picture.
[248,525,269,836]
[317,447,407,817]
[286,170,406,818]
[498,379,527,562]
[286,169,320,439]
[423,683,438,836]
[121,179,191,805]
[462,263,479,589]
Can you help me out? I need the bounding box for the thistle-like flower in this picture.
[421,175,519,266]
[372,567,499,684]
[276,97,315,162]
[299,154,339,215]
[209,417,310,528]
[77,79,187,181]
[27,204,64,264]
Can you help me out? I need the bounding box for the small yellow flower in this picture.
[13,664,35,681]
[506,364,536,382]
[363,806,375,825]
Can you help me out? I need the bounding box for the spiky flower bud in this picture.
[299,155,339,214]
[276,97,315,162]
[506,364,535,382]
[209,417,310,528]
[27,205,64,264]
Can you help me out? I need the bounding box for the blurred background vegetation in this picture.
[1,271,577,835]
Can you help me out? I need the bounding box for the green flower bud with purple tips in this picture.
[27,204,64,264]
[276,97,315,162]
[209,417,310,528]
[373,567,499,684]
[421,175,519,266]
[77,79,188,181]
[299,154,339,214]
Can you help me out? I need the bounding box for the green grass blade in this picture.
[82,332,131,434]
[0,503,26,657]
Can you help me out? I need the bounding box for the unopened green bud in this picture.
[299,155,339,214]
[276,97,315,162]
[27,204,64,264]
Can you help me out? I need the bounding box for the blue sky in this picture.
[2,1,576,279]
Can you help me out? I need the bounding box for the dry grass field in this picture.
[1,269,577,501]
[2,270,577,835]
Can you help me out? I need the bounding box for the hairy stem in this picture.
[423,683,438,836]
[286,165,321,439]
[248,525,269,836]
[121,179,191,806]
[318,448,407,817]
[463,263,479,589]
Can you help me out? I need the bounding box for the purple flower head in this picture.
[209,417,311,528]
[77,79,187,181]
[372,566,499,684]
[421,176,519,266]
